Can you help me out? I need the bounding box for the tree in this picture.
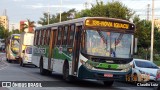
[21,19,35,33]
[57,9,77,21]
[0,24,10,39]
[0,25,5,38]
[133,15,160,59]
[11,29,20,34]
[38,13,54,25]
[38,9,77,25]
[76,1,134,20]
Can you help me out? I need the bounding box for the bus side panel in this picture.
[43,56,48,70]
[32,46,40,67]
[52,59,64,74]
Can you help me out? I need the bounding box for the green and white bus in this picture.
[6,34,20,63]
[32,17,135,86]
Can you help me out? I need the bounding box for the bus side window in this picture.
[42,29,46,45]
[61,27,64,46]
[34,30,37,45]
[47,29,51,45]
[56,27,62,46]
[68,25,75,46]
[38,30,41,45]
[40,30,44,45]
[63,26,68,45]
[45,29,49,45]
[36,30,39,45]
[81,30,85,52]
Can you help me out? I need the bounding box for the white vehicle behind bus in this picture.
[18,32,34,67]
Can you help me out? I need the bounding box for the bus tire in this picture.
[6,58,8,61]
[8,60,12,63]
[46,70,52,75]
[103,81,114,87]
[63,61,71,82]
[20,58,22,66]
[40,57,46,75]
[21,60,25,67]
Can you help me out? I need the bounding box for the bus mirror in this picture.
[67,48,72,53]
[22,50,25,53]
[134,38,138,53]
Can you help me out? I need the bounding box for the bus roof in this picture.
[35,17,134,30]
[11,34,20,36]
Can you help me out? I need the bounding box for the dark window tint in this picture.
[47,29,51,45]
[135,60,159,69]
[36,31,40,45]
[26,47,32,54]
[68,25,75,46]
[40,30,44,45]
[34,31,37,45]
[57,27,62,45]
[63,26,68,45]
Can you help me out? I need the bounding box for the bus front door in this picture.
[72,26,82,75]
[48,29,56,70]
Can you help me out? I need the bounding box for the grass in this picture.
[154,61,160,66]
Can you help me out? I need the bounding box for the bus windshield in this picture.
[85,30,132,58]
[11,38,20,54]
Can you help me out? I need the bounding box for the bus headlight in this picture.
[122,68,130,72]
[24,56,28,61]
[80,59,93,69]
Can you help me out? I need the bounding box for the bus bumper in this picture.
[78,65,131,81]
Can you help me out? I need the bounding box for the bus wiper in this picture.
[97,30,107,45]
[115,33,123,45]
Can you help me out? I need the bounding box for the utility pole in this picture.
[47,5,50,25]
[147,4,150,20]
[84,2,89,9]
[59,0,62,22]
[150,0,155,62]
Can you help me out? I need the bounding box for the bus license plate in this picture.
[104,74,113,77]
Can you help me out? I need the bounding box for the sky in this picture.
[0,0,160,30]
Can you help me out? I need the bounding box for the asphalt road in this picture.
[0,53,156,90]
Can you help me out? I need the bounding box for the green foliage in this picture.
[21,19,35,33]
[38,9,76,25]
[133,16,152,49]
[38,1,134,25]
[11,29,20,34]
[133,15,160,60]
[76,1,134,20]
[154,61,160,66]
[0,25,5,38]
[0,24,10,39]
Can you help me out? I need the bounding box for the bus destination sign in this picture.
[13,36,20,39]
[85,19,133,30]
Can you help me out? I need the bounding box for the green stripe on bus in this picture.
[53,47,72,61]
[86,60,118,69]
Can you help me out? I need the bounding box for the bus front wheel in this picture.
[103,81,114,87]
[63,61,71,82]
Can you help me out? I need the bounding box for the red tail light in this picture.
[156,70,160,80]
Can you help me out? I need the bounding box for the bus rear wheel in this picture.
[40,58,46,75]
[39,57,51,75]
[8,60,12,63]
[103,81,114,87]
[63,61,71,82]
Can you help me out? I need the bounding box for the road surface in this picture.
[0,53,156,90]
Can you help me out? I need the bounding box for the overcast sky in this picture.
[0,0,160,30]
